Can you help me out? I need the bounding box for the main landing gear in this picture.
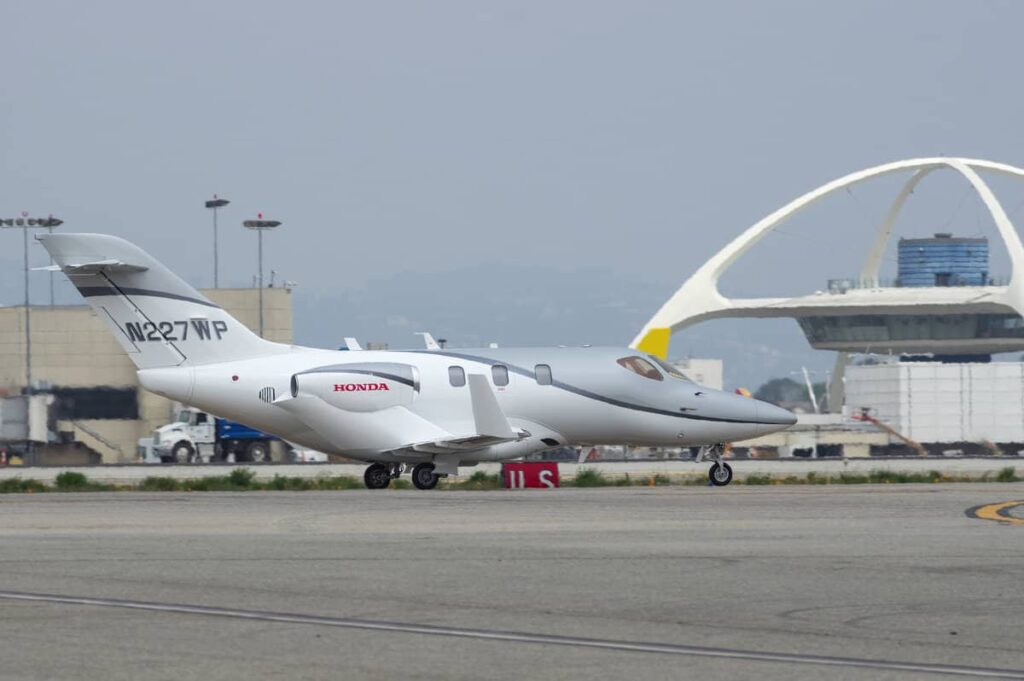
[698,444,733,487]
[363,462,444,490]
[363,463,394,489]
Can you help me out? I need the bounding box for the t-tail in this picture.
[38,233,285,369]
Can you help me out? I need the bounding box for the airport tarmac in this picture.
[1,485,1022,680]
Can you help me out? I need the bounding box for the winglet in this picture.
[467,374,516,439]
[635,327,671,360]
[343,337,363,351]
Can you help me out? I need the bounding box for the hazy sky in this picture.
[4,1,1024,383]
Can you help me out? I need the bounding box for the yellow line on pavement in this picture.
[966,500,1024,526]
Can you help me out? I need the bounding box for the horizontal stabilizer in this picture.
[39,258,150,274]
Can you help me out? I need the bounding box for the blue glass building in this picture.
[897,233,988,287]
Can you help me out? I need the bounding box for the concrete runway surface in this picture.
[1,485,1022,680]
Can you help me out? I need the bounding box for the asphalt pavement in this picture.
[1,484,1022,680]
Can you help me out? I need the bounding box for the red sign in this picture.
[502,462,560,489]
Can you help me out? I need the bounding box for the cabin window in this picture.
[448,366,466,387]
[492,364,509,386]
[535,364,553,385]
[616,356,663,381]
[648,356,692,381]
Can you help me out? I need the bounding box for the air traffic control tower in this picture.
[797,232,1018,363]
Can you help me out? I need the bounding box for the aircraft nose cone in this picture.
[756,401,798,428]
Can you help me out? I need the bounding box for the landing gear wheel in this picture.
[172,441,195,464]
[411,463,439,490]
[364,463,392,490]
[709,462,733,486]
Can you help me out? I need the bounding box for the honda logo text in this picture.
[333,383,390,392]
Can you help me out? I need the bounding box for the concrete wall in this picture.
[0,288,293,462]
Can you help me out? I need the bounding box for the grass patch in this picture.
[0,463,1020,496]
[996,466,1020,483]
[53,471,114,492]
[139,476,181,492]
[312,476,364,490]
[54,471,89,490]
[571,468,613,487]
[453,471,504,490]
[863,470,942,484]
[228,468,256,488]
[268,475,314,491]
[0,478,47,493]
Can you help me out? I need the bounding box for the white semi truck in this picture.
[150,407,279,463]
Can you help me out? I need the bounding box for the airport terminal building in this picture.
[635,158,1024,457]
[0,288,293,463]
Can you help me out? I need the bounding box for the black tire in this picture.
[246,441,271,463]
[364,463,392,490]
[709,462,733,486]
[411,463,439,490]
[172,441,195,464]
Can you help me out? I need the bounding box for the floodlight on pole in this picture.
[242,214,282,338]
[205,195,230,288]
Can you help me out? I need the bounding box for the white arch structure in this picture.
[632,157,1024,359]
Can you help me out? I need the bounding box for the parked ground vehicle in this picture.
[151,408,280,463]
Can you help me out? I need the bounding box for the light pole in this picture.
[0,214,63,392]
[1,214,62,465]
[242,215,282,337]
[205,195,230,288]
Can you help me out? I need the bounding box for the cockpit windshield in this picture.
[648,356,693,382]
[616,356,663,381]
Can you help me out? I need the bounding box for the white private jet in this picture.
[39,234,796,490]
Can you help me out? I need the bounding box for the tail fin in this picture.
[38,233,283,369]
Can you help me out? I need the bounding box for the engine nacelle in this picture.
[291,362,418,413]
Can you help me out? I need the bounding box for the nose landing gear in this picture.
[698,444,734,486]
[709,461,733,486]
